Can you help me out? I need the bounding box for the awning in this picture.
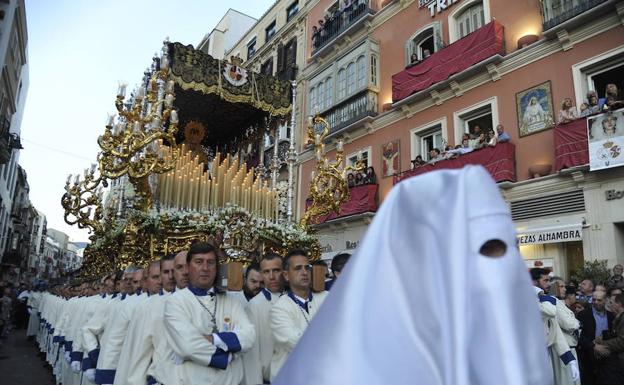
[517,222,583,245]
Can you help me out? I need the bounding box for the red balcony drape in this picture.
[392,21,505,103]
[554,118,589,171]
[394,142,516,184]
[306,184,378,224]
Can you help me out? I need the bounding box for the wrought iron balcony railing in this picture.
[322,90,378,135]
[541,0,609,30]
[311,2,377,56]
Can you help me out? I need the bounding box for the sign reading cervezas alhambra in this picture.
[419,0,460,17]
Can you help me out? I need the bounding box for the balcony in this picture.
[394,142,517,185]
[0,116,23,165]
[541,0,610,31]
[306,183,379,225]
[392,21,505,103]
[311,1,378,58]
[321,90,378,136]
[554,118,589,171]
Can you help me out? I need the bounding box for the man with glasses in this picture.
[162,242,255,385]
[270,249,328,380]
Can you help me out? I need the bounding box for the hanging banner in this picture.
[517,223,582,245]
[587,108,624,171]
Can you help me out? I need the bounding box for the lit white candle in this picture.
[315,133,321,146]
[165,94,174,108]
[66,174,72,184]
[106,114,114,127]
[137,86,146,99]
[117,82,128,98]
[308,115,313,127]
[337,139,344,152]
[161,56,169,70]
[170,110,178,124]
[166,80,175,93]
[90,163,97,173]
[133,121,141,133]
[311,170,316,180]
[74,175,80,185]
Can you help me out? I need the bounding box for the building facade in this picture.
[0,0,28,266]
[197,9,258,60]
[291,0,624,277]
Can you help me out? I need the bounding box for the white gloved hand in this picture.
[64,351,71,363]
[71,360,81,373]
[171,351,184,365]
[568,360,580,381]
[85,368,96,382]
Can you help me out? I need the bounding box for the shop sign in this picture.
[605,189,624,201]
[517,225,582,246]
[419,0,460,17]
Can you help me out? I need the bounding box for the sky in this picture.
[20,0,275,242]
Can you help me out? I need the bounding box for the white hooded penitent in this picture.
[274,165,552,385]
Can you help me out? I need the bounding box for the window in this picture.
[261,58,274,76]
[572,48,624,107]
[356,56,366,89]
[453,97,498,143]
[265,20,277,42]
[347,147,371,168]
[247,38,257,59]
[337,69,346,100]
[324,77,333,110]
[346,63,356,95]
[286,1,299,22]
[371,55,378,86]
[309,86,317,114]
[410,118,448,162]
[457,2,485,39]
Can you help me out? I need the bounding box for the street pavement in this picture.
[0,327,55,385]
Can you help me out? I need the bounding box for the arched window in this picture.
[405,23,441,66]
[356,56,366,89]
[337,69,346,100]
[324,77,333,110]
[346,62,356,95]
[456,2,484,39]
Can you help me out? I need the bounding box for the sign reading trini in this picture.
[419,0,460,17]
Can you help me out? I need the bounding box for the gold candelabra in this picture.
[61,164,105,236]
[300,115,365,228]
[97,65,180,212]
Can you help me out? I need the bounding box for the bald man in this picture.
[173,251,189,290]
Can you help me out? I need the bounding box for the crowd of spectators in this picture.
[311,0,368,49]
[411,124,511,169]
[531,264,624,385]
[0,280,32,344]
[559,83,624,123]
[347,166,376,188]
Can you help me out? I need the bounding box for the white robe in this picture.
[273,166,552,385]
[243,289,282,384]
[26,291,41,337]
[553,299,580,385]
[270,291,328,380]
[114,293,171,385]
[162,287,255,385]
[96,293,147,384]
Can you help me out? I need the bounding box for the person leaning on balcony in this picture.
[605,83,624,111]
[584,90,604,116]
[410,53,418,64]
[486,130,497,147]
[558,98,579,124]
[347,173,355,188]
[363,167,376,185]
[411,155,426,169]
[428,148,443,164]
[311,26,319,46]
[495,124,510,143]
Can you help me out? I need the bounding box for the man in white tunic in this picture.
[95,267,151,385]
[114,255,176,385]
[273,166,553,385]
[270,249,327,380]
[244,253,285,385]
[163,242,255,385]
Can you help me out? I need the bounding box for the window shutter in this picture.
[277,43,285,73]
